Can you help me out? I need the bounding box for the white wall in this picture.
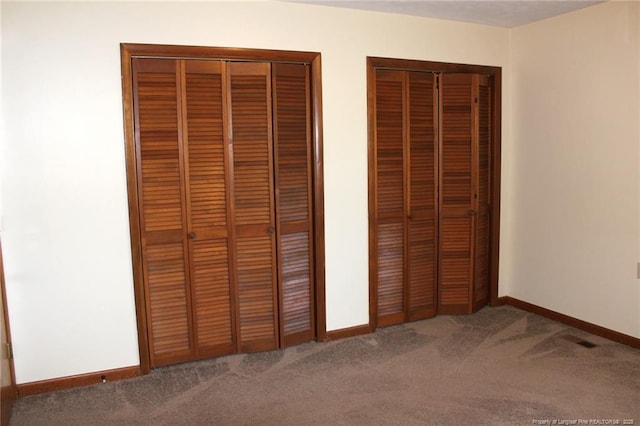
[508,1,640,337]
[1,1,510,383]
[0,0,6,393]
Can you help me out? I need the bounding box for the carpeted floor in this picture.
[10,305,640,425]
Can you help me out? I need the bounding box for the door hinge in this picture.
[6,343,13,360]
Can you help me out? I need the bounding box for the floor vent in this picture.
[576,340,598,349]
[562,335,598,349]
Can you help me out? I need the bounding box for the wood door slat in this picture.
[182,60,235,358]
[280,232,312,337]
[374,69,405,327]
[191,238,233,350]
[376,222,404,322]
[474,80,491,309]
[273,63,315,347]
[375,74,405,218]
[229,62,278,352]
[406,71,437,321]
[136,63,183,234]
[145,241,191,355]
[373,69,438,326]
[134,58,194,367]
[438,73,475,314]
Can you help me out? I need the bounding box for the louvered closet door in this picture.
[406,72,438,321]
[473,76,491,310]
[438,73,476,314]
[374,69,406,327]
[272,63,315,347]
[228,62,279,352]
[133,58,194,367]
[182,60,236,359]
[373,69,438,326]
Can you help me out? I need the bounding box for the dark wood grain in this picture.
[374,69,405,327]
[367,57,501,322]
[229,62,279,353]
[183,60,236,359]
[473,77,491,311]
[122,43,324,366]
[406,71,437,321]
[120,44,151,375]
[309,56,327,342]
[133,58,195,367]
[122,44,319,65]
[488,72,502,308]
[272,63,315,347]
[438,73,475,314]
[371,68,439,327]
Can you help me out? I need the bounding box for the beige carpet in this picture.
[10,306,640,425]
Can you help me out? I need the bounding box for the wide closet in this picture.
[368,57,500,328]
[122,45,324,369]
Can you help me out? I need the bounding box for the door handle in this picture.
[267,226,275,234]
[467,210,476,217]
[187,232,196,239]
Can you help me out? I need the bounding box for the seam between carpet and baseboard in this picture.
[17,366,141,397]
[499,296,640,349]
[325,324,371,341]
[15,298,640,397]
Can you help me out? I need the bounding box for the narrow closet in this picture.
[369,58,499,328]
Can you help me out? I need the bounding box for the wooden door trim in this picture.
[367,57,502,329]
[310,57,327,342]
[121,48,151,373]
[121,44,325,371]
[366,60,377,332]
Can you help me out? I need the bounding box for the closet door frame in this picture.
[367,57,502,330]
[121,43,326,374]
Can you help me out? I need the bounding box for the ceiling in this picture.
[282,0,606,28]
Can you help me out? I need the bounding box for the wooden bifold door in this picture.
[369,58,499,328]
[373,70,438,327]
[129,54,317,368]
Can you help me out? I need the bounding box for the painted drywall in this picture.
[1,1,510,383]
[508,1,640,337]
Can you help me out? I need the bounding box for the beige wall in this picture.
[508,1,640,336]
[1,1,510,383]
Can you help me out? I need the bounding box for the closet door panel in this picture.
[377,223,404,325]
[374,69,405,326]
[133,58,193,366]
[439,73,474,314]
[406,72,437,321]
[272,63,315,347]
[229,62,279,352]
[145,241,191,364]
[439,217,472,309]
[183,60,235,358]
